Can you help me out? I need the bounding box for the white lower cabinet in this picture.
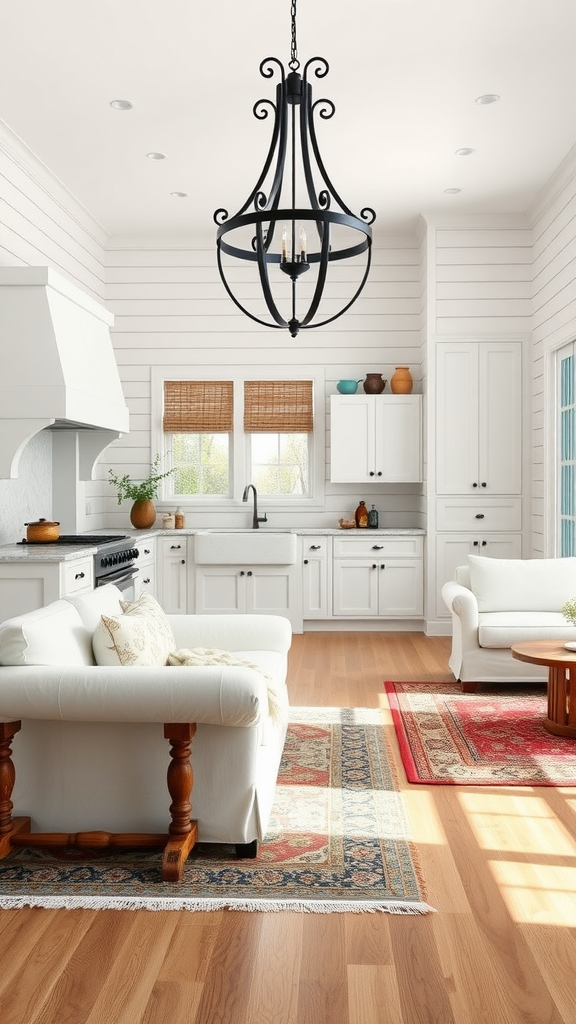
[302,536,331,619]
[157,536,188,614]
[133,537,156,599]
[332,535,423,619]
[0,555,94,624]
[194,564,302,631]
[435,533,522,619]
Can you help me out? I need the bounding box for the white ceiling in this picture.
[1,0,576,242]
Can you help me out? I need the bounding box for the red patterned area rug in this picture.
[386,682,576,786]
[0,707,433,914]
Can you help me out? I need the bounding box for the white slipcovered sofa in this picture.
[442,554,576,691]
[0,585,292,866]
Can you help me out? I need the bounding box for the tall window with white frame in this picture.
[163,380,233,497]
[244,380,313,497]
[559,349,576,555]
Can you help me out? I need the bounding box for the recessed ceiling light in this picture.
[475,94,500,105]
[109,99,133,110]
[444,187,462,195]
[170,191,188,198]
[455,147,475,157]
[146,152,166,160]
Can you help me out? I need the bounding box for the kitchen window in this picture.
[163,380,233,497]
[159,374,320,504]
[244,380,313,497]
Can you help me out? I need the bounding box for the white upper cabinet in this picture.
[330,394,422,483]
[436,341,522,496]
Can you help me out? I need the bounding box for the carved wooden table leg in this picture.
[162,723,198,881]
[0,721,31,858]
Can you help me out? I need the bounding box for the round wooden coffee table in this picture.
[512,641,576,737]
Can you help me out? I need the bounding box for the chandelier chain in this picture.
[289,0,299,70]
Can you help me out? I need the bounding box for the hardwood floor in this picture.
[1,631,576,1024]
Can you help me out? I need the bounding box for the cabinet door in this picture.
[248,567,300,626]
[159,538,188,613]
[479,343,522,494]
[436,342,479,494]
[333,560,379,616]
[435,533,522,618]
[330,395,374,482]
[195,567,244,614]
[376,397,422,482]
[302,538,330,618]
[378,560,423,616]
[436,341,522,495]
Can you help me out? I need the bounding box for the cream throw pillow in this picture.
[92,593,175,667]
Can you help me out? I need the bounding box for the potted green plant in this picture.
[108,453,174,529]
[561,597,576,626]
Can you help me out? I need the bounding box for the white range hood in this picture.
[0,266,129,478]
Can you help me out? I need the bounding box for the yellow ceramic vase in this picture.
[390,367,413,394]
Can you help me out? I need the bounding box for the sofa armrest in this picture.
[167,614,292,654]
[0,664,269,727]
[441,581,480,680]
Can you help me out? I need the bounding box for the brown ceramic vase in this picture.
[130,499,157,529]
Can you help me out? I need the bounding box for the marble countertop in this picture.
[0,526,425,562]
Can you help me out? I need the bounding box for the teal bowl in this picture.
[336,379,359,394]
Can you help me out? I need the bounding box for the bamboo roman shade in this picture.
[163,380,233,432]
[243,380,313,433]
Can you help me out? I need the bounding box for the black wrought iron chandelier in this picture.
[214,0,375,338]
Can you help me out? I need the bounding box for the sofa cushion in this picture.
[92,593,176,667]
[468,554,576,612]
[66,584,124,631]
[0,600,93,666]
[478,611,576,648]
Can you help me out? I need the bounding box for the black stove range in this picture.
[18,534,141,591]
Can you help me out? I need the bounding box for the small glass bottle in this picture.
[368,504,379,528]
[175,507,185,529]
[355,500,368,528]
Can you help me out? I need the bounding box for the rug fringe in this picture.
[0,895,436,914]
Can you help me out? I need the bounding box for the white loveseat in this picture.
[442,554,576,691]
[0,585,292,870]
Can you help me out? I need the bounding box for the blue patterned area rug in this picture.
[0,707,433,914]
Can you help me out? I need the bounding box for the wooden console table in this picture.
[0,721,198,881]
[511,641,576,738]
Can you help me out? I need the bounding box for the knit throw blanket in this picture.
[167,647,286,725]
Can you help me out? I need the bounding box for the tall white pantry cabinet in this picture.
[434,340,523,620]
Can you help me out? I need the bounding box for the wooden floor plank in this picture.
[0,631,575,1024]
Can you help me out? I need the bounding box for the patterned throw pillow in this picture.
[92,593,175,667]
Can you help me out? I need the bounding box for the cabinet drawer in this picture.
[436,498,522,532]
[62,557,93,594]
[301,537,329,557]
[333,535,422,558]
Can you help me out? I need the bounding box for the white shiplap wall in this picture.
[529,145,576,556]
[103,236,425,531]
[0,123,108,543]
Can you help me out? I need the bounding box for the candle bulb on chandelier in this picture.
[300,225,307,261]
[281,226,288,262]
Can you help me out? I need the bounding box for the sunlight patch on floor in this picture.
[457,791,576,855]
[402,788,447,844]
[489,859,576,925]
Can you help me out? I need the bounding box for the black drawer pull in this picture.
[303,559,309,564]
[475,514,485,519]
[372,544,384,550]
[170,544,182,550]
[310,544,321,550]
[74,571,85,580]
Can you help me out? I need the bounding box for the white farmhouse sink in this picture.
[194,531,297,565]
